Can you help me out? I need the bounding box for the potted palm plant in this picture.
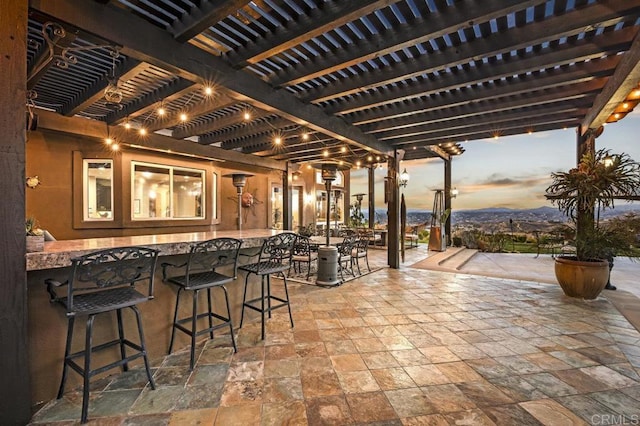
[545,148,640,299]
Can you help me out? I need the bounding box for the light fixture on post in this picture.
[399,168,410,188]
[451,187,459,198]
[223,172,254,230]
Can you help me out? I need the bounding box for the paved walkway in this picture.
[30,245,640,425]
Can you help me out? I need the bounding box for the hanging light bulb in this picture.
[139,128,147,136]
[204,86,213,96]
[340,146,347,153]
[111,143,120,151]
[274,135,282,145]
[243,110,251,121]
[157,106,166,116]
[124,121,131,130]
[105,137,113,145]
[179,112,188,122]
[323,149,329,157]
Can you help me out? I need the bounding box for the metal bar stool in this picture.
[161,237,242,370]
[239,232,297,340]
[45,246,159,424]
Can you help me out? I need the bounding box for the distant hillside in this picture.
[362,204,640,226]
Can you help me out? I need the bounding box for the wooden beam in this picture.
[269,0,550,87]
[581,29,640,134]
[62,59,146,116]
[181,109,273,141]
[110,84,200,125]
[106,77,194,124]
[361,80,603,133]
[401,120,581,148]
[346,56,619,123]
[27,22,78,90]
[305,26,637,104]
[31,0,392,155]
[0,0,31,423]
[172,0,251,43]
[218,118,296,148]
[228,0,397,66]
[36,109,287,171]
[377,102,589,141]
[392,108,587,149]
[145,92,235,132]
[426,145,451,162]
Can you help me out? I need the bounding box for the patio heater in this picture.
[223,172,254,231]
[313,162,348,286]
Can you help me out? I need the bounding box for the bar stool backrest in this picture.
[186,238,243,280]
[66,246,159,313]
[258,232,297,265]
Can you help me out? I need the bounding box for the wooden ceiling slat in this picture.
[396,115,582,148]
[347,57,617,125]
[172,1,253,43]
[105,77,194,124]
[31,0,391,154]
[377,102,590,141]
[179,109,272,141]
[362,86,598,134]
[227,0,396,67]
[62,59,147,117]
[305,4,638,105]
[145,92,236,132]
[269,0,543,87]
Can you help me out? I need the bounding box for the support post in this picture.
[444,157,452,246]
[387,153,400,269]
[368,166,375,228]
[283,165,291,230]
[0,1,31,423]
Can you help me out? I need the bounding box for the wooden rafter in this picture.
[344,57,619,123]
[269,0,553,87]
[581,29,640,134]
[305,26,637,104]
[62,58,146,116]
[30,0,392,155]
[172,0,251,43]
[105,76,194,124]
[228,0,398,67]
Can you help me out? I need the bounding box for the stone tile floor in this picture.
[30,251,640,425]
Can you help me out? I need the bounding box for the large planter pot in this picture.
[554,256,609,299]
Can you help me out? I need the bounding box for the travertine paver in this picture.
[30,250,640,425]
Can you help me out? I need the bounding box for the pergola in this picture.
[2,0,640,422]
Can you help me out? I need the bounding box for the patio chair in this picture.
[336,235,358,281]
[161,237,242,370]
[45,246,159,424]
[352,236,371,274]
[289,234,318,280]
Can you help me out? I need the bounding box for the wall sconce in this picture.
[451,187,459,198]
[292,171,301,181]
[399,168,410,188]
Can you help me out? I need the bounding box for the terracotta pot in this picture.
[554,256,609,300]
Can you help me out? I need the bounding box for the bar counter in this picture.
[27,229,287,408]
[27,228,284,271]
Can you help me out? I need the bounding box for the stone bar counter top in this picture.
[26,229,284,271]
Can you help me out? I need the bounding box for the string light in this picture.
[340,146,347,153]
[204,86,213,96]
[243,110,251,121]
[157,106,166,116]
[111,143,120,151]
[124,121,131,130]
[274,135,282,145]
[139,128,147,136]
[105,137,113,145]
[179,113,188,122]
[323,150,329,157]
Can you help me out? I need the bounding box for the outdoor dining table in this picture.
[309,236,345,247]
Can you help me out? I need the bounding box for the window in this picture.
[83,159,113,221]
[132,162,205,220]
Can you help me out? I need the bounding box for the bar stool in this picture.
[45,246,159,424]
[239,232,297,340]
[161,238,242,370]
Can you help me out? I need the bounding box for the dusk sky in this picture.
[351,110,640,212]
